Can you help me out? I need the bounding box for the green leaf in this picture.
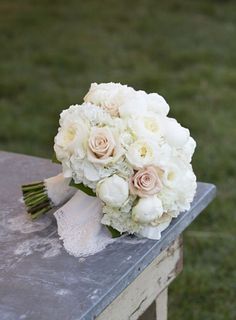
[69,179,96,197]
[107,226,122,238]
[52,152,61,164]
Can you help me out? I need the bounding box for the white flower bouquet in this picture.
[22,83,197,255]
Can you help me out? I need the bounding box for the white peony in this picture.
[146,93,170,116]
[163,118,190,148]
[132,196,164,224]
[118,94,147,118]
[137,216,172,240]
[96,175,129,207]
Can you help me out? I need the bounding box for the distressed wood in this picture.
[139,288,168,320]
[96,237,183,320]
[139,289,168,320]
[155,289,168,320]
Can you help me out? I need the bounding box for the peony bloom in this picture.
[164,118,190,148]
[132,196,164,224]
[146,92,170,116]
[118,91,147,118]
[96,175,129,207]
[129,166,162,197]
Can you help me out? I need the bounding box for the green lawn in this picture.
[0,0,235,318]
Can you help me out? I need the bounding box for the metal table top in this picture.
[0,151,216,320]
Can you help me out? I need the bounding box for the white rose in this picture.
[126,138,158,169]
[147,93,170,116]
[164,118,190,148]
[96,175,129,207]
[132,196,164,224]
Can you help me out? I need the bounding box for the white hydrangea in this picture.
[101,205,141,234]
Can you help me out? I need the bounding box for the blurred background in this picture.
[0,0,235,318]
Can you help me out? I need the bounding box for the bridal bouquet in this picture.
[22,83,197,255]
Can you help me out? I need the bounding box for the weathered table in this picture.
[0,151,216,320]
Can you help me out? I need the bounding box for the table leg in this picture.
[138,288,168,320]
[96,237,183,320]
[155,288,168,320]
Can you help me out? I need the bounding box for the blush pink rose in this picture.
[87,127,116,164]
[129,166,162,197]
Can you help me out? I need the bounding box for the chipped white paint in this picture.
[96,237,183,320]
[155,288,168,320]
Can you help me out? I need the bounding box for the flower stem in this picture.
[21,181,53,219]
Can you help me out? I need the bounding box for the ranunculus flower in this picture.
[129,166,162,197]
[132,196,163,224]
[87,127,116,164]
[96,175,129,207]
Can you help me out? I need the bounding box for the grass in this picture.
[0,0,235,318]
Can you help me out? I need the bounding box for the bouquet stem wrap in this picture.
[53,191,113,257]
[22,174,76,219]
